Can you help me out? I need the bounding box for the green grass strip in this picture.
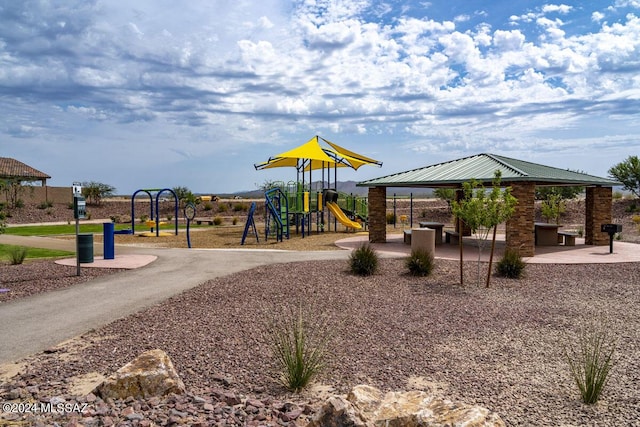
[0,244,74,260]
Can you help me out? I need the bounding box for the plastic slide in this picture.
[326,202,362,230]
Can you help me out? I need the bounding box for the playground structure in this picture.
[260,181,368,241]
[130,188,179,237]
[254,136,381,242]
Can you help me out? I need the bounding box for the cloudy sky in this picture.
[1,0,639,195]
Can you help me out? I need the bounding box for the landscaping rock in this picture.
[93,349,185,400]
[308,384,505,427]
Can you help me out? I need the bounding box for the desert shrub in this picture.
[110,215,121,223]
[213,216,223,225]
[625,203,637,213]
[46,209,53,215]
[263,304,331,392]
[232,217,238,225]
[37,200,53,209]
[203,202,213,211]
[564,320,616,404]
[349,244,379,276]
[233,203,247,212]
[8,246,28,265]
[495,248,526,279]
[218,204,228,213]
[139,214,149,223]
[613,191,623,199]
[166,215,173,221]
[14,199,24,209]
[577,226,584,238]
[406,248,435,277]
[386,213,396,224]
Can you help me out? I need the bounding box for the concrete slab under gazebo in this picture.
[357,153,622,257]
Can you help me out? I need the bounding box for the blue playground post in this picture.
[103,222,115,260]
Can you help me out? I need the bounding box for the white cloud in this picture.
[542,4,573,14]
[1,1,640,193]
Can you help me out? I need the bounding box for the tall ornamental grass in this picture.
[564,321,617,404]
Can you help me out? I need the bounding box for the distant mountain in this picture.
[225,181,433,198]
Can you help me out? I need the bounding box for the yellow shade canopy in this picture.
[254,135,382,171]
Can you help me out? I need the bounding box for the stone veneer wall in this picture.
[368,186,387,243]
[585,186,612,245]
[505,182,535,257]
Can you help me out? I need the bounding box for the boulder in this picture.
[94,349,185,400]
[308,385,505,427]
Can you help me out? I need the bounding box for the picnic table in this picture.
[535,222,560,246]
[418,221,444,245]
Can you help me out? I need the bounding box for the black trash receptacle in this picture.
[78,233,94,263]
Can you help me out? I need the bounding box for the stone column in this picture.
[505,182,535,257]
[585,186,612,245]
[368,186,387,243]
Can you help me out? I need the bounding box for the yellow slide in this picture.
[326,202,362,230]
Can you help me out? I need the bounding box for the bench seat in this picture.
[445,230,459,245]
[558,231,578,246]
[403,229,412,244]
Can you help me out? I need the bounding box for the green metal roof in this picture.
[357,153,621,188]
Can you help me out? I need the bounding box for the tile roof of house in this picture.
[0,157,51,180]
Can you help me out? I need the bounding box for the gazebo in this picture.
[0,157,51,201]
[357,153,621,256]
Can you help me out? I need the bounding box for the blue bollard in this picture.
[103,222,115,260]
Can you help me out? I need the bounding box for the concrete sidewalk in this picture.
[0,235,359,363]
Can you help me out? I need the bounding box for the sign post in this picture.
[73,183,85,276]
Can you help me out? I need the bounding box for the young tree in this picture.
[541,193,566,224]
[608,155,640,198]
[434,188,456,212]
[81,181,115,205]
[172,186,196,207]
[451,171,517,287]
[0,178,32,209]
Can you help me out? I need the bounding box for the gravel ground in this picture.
[2,198,640,426]
[2,258,640,426]
[0,261,125,303]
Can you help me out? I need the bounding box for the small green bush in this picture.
[386,213,396,224]
[406,249,435,277]
[564,321,616,404]
[625,203,637,213]
[37,200,53,209]
[203,202,213,211]
[495,248,526,279]
[218,204,228,213]
[213,216,223,225]
[233,203,247,212]
[8,246,28,265]
[349,244,379,276]
[263,304,330,392]
[232,217,238,225]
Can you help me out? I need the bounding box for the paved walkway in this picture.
[0,235,360,364]
[335,233,640,264]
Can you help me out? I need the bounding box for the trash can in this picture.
[78,233,94,263]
